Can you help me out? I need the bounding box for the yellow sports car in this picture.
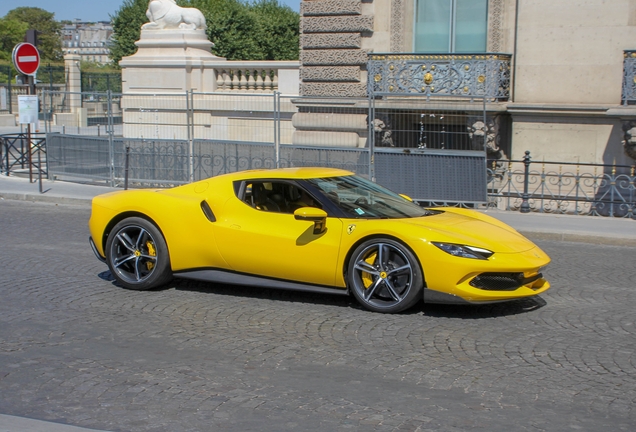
[89,167,550,313]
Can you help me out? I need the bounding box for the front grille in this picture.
[470,272,541,291]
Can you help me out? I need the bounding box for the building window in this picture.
[414,0,488,52]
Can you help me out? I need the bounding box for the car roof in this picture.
[212,167,354,182]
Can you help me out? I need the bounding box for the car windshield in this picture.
[307,175,432,219]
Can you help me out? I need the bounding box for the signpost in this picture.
[12,38,41,182]
[12,42,40,76]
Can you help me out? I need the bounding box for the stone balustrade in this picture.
[213,61,300,94]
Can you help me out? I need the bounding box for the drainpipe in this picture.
[512,0,520,102]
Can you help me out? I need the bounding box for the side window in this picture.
[243,181,321,213]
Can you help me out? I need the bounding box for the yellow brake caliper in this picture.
[146,241,156,271]
[361,251,377,289]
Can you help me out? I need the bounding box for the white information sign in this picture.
[18,95,39,126]
[0,87,6,110]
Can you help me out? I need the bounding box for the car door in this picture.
[212,181,344,287]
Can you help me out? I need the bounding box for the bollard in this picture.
[38,146,43,193]
[520,150,531,213]
[124,145,130,190]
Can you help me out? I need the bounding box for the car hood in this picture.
[396,211,536,253]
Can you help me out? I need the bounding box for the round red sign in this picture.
[12,43,40,76]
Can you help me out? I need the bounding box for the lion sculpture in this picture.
[142,0,207,31]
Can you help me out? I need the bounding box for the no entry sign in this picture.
[12,42,40,76]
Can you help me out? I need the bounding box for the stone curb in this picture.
[0,192,91,206]
[517,231,636,247]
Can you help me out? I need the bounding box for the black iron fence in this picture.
[0,133,47,181]
[484,152,636,218]
[81,72,122,93]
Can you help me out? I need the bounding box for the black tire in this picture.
[347,238,423,313]
[105,217,172,290]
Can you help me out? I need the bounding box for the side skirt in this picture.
[175,269,350,297]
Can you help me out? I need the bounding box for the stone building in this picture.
[296,0,636,165]
[61,20,113,64]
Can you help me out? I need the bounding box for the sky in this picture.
[0,0,301,22]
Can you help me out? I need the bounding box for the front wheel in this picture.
[347,238,423,313]
[105,217,172,290]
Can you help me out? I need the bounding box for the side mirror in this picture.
[294,207,328,234]
[399,193,414,202]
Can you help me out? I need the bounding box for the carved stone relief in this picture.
[390,0,404,53]
[300,82,368,97]
[301,0,362,16]
[302,15,374,33]
[301,49,369,66]
[301,66,361,82]
[301,33,362,49]
[487,0,504,53]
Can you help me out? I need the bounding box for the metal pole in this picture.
[274,91,280,168]
[187,90,194,182]
[7,65,12,115]
[107,90,114,186]
[520,150,531,213]
[368,91,376,182]
[38,144,43,193]
[124,145,130,190]
[42,90,48,133]
[27,73,35,183]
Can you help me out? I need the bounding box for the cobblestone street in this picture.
[0,200,634,431]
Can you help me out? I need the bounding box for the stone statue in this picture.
[142,0,207,31]
[622,120,636,161]
[468,117,506,159]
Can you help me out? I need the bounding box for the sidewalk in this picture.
[1,174,635,246]
[0,414,108,432]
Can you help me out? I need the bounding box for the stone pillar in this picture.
[64,54,82,110]
[119,29,224,94]
[299,0,373,97]
[118,29,226,139]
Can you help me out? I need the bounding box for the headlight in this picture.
[432,242,494,260]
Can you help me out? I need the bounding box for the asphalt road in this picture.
[0,200,634,432]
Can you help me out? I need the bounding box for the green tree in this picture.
[4,7,63,61]
[109,0,149,66]
[189,0,262,60]
[0,17,29,62]
[249,0,299,61]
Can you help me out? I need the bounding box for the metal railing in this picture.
[368,53,512,100]
[485,152,636,218]
[0,133,48,181]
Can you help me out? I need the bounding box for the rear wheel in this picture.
[105,217,171,290]
[347,238,423,313]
